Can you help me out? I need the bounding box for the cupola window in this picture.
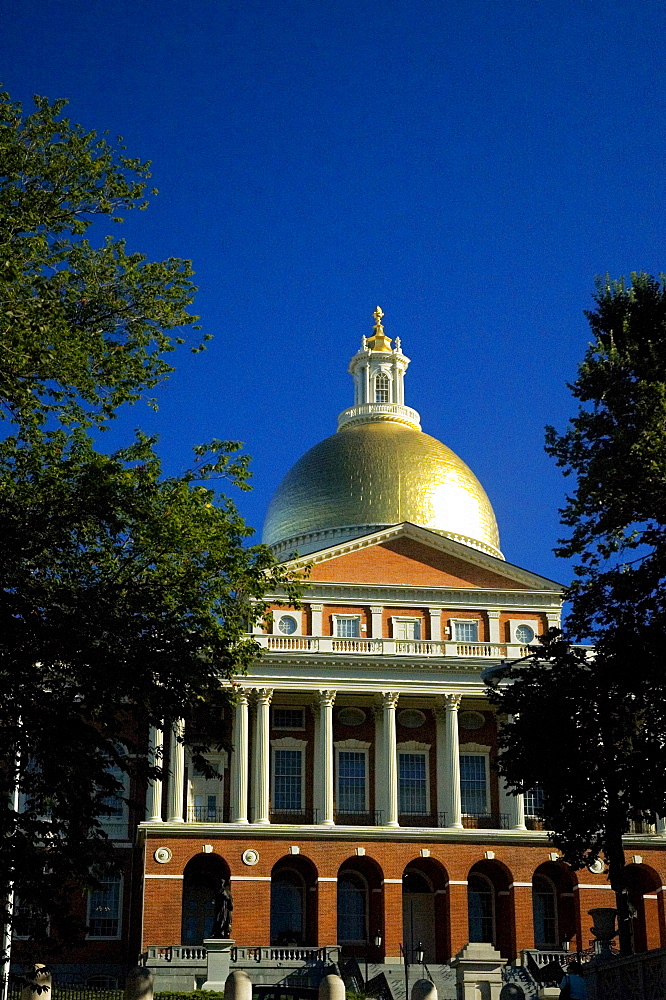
[374,373,390,403]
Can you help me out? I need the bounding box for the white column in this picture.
[252,689,272,824]
[364,361,370,404]
[316,690,336,825]
[487,610,501,644]
[382,692,399,827]
[146,725,164,822]
[230,690,249,824]
[167,719,185,823]
[370,605,383,638]
[428,607,443,642]
[434,702,447,824]
[444,694,463,829]
[374,705,384,821]
[310,603,323,636]
[546,612,561,633]
[657,816,666,835]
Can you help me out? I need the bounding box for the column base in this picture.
[231,817,250,825]
[252,819,271,825]
[385,821,400,828]
[448,822,464,829]
[319,820,335,827]
[167,817,185,823]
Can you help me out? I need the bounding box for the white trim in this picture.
[447,880,469,885]
[510,882,533,888]
[318,877,338,882]
[230,876,272,881]
[449,618,480,642]
[574,884,614,890]
[644,894,658,899]
[144,874,183,879]
[383,878,403,884]
[508,619,540,645]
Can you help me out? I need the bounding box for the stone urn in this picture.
[589,907,617,960]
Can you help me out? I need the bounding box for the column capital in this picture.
[233,687,250,705]
[428,606,444,614]
[486,609,501,619]
[253,688,273,706]
[315,689,337,708]
[370,604,384,614]
[310,602,324,612]
[381,692,399,710]
[444,693,462,710]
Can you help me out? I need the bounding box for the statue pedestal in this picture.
[203,938,235,991]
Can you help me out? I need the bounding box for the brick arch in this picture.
[468,859,515,960]
[270,854,318,946]
[533,861,576,950]
[624,862,663,952]
[337,856,385,960]
[402,857,450,962]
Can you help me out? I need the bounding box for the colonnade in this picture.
[145,690,527,829]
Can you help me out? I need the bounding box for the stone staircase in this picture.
[365,963,457,1000]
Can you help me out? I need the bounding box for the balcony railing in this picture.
[333,809,384,826]
[256,636,531,658]
[462,812,510,830]
[188,806,226,823]
[399,811,448,827]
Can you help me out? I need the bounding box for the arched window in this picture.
[375,374,390,403]
[271,868,305,945]
[468,873,495,944]
[181,855,229,945]
[533,875,558,947]
[338,871,368,944]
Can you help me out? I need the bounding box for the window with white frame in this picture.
[12,899,49,941]
[271,738,306,813]
[533,874,558,946]
[524,786,545,817]
[87,877,122,939]
[460,754,489,815]
[275,613,300,636]
[188,752,226,822]
[334,615,361,638]
[99,750,130,839]
[392,617,421,640]
[398,746,430,815]
[451,619,479,642]
[335,741,370,814]
[375,373,390,403]
[508,619,539,645]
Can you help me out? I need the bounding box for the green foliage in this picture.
[490,273,666,954]
[0,90,299,951]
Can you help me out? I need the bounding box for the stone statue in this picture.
[212,881,233,938]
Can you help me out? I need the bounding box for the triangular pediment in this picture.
[281,523,562,593]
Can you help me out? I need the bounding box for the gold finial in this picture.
[367,306,392,352]
[373,306,384,332]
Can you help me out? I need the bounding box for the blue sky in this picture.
[3,0,666,588]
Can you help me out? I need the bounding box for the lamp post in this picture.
[415,942,425,978]
[365,929,382,983]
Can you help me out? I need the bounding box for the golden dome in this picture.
[262,420,503,559]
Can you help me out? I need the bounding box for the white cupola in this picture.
[337,307,422,431]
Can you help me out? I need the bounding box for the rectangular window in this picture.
[453,620,479,642]
[460,754,488,815]
[273,749,303,812]
[399,752,428,814]
[335,616,361,638]
[87,878,122,939]
[524,786,545,817]
[272,708,305,730]
[337,751,367,813]
[193,793,219,821]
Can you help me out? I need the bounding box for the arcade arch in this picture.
[337,856,384,959]
[181,853,230,945]
[270,855,318,946]
[402,858,448,963]
[468,860,513,959]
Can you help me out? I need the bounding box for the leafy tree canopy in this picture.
[489,274,666,955]
[0,91,298,953]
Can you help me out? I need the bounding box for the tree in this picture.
[487,273,666,955]
[0,91,298,954]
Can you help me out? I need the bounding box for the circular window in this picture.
[398,709,425,729]
[459,711,485,731]
[338,707,366,727]
[278,615,298,635]
[516,624,535,644]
